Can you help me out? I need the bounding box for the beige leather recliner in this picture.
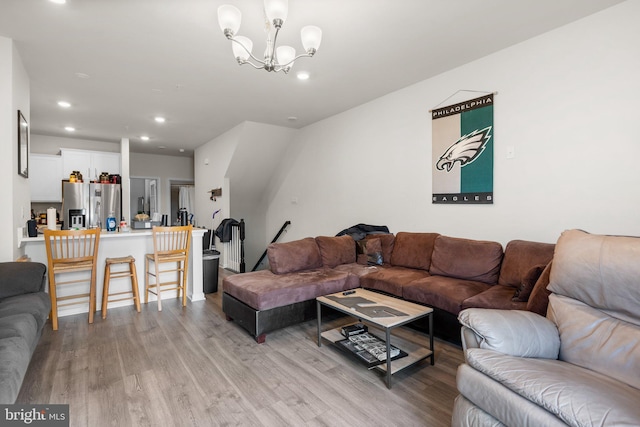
[452,229,640,427]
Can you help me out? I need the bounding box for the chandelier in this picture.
[217,0,322,73]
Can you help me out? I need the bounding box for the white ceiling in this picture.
[0,0,623,157]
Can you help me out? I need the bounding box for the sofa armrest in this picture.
[458,308,560,359]
[0,262,47,299]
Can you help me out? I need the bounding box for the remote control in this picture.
[343,290,356,295]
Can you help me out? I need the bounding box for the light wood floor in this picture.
[17,270,464,427]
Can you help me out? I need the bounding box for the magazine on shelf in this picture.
[335,332,407,368]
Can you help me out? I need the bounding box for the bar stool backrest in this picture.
[44,229,101,268]
[151,225,192,259]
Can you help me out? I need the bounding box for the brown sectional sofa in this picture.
[223,232,554,343]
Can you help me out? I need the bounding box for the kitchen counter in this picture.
[19,228,207,318]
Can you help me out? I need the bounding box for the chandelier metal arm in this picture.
[229,37,267,67]
[277,51,315,69]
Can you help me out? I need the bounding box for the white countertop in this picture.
[18,227,205,248]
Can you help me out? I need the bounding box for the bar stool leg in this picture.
[130,260,141,313]
[181,260,188,307]
[49,271,59,331]
[155,260,162,312]
[102,264,111,319]
[89,267,96,324]
[145,256,150,305]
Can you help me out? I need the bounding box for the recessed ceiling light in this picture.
[158,145,166,149]
[154,116,166,123]
[179,148,185,153]
[50,0,66,4]
[296,71,310,80]
[57,101,71,108]
[287,116,298,121]
[64,126,75,132]
[75,72,90,79]
[140,136,150,141]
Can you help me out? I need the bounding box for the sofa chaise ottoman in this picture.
[223,237,359,343]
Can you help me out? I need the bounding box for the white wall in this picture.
[265,2,640,246]
[194,122,295,268]
[227,122,295,269]
[0,37,31,261]
[31,134,120,154]
[194,124,242,248]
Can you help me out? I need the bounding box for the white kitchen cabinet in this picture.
[91,152,120,179]
[30,154,63,202]
[61,148,120,181]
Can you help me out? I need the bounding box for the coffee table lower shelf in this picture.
[320,325,433,376]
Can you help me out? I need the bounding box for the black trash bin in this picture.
[202,249,220,293]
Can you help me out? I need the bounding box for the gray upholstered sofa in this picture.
[452,229,640,426]
[0,262,51,403]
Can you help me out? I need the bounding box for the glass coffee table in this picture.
[316,288,434,389]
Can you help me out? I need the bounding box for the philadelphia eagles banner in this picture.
[432,93,493,204]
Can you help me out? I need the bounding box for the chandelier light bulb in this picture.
[264,0,288,27]
[232,36,253,62]
[276,46,296,68]
[301,25,322,54]
[218,5,241,37]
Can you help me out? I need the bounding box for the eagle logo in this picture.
[436,126,492,172]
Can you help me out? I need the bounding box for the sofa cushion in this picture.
[333,263,378,278]
[549,229,640,326]
[356,238,383,266]
[526,262,553,316]
[267,238,323,274]
[315,235,356,268]
[548,293,640,390]
[0,336,32,404]
[0,314,38,354]
[364,233,395,264]
[429,236,503,284]
[403,276,491,315]
[389,232,439,271]
[223,269,359,311]
[512,264,546,302]
[360,266,430,297]
[0,262,47,299]
[461,285,527,311]
[0,292,51,331]
[498,240,554,287]
[453,384,557,427]
[465,348,640,427]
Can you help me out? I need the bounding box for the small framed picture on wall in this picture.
[18,110,28,178]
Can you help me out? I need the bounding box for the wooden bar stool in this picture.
[44,228,100,331]
[102,256,141,319]
[145,225,192,311]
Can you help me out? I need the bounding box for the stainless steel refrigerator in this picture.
[88,182,121,229]
[62,181,121,230]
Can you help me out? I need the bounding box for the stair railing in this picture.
[251,220,291,271]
